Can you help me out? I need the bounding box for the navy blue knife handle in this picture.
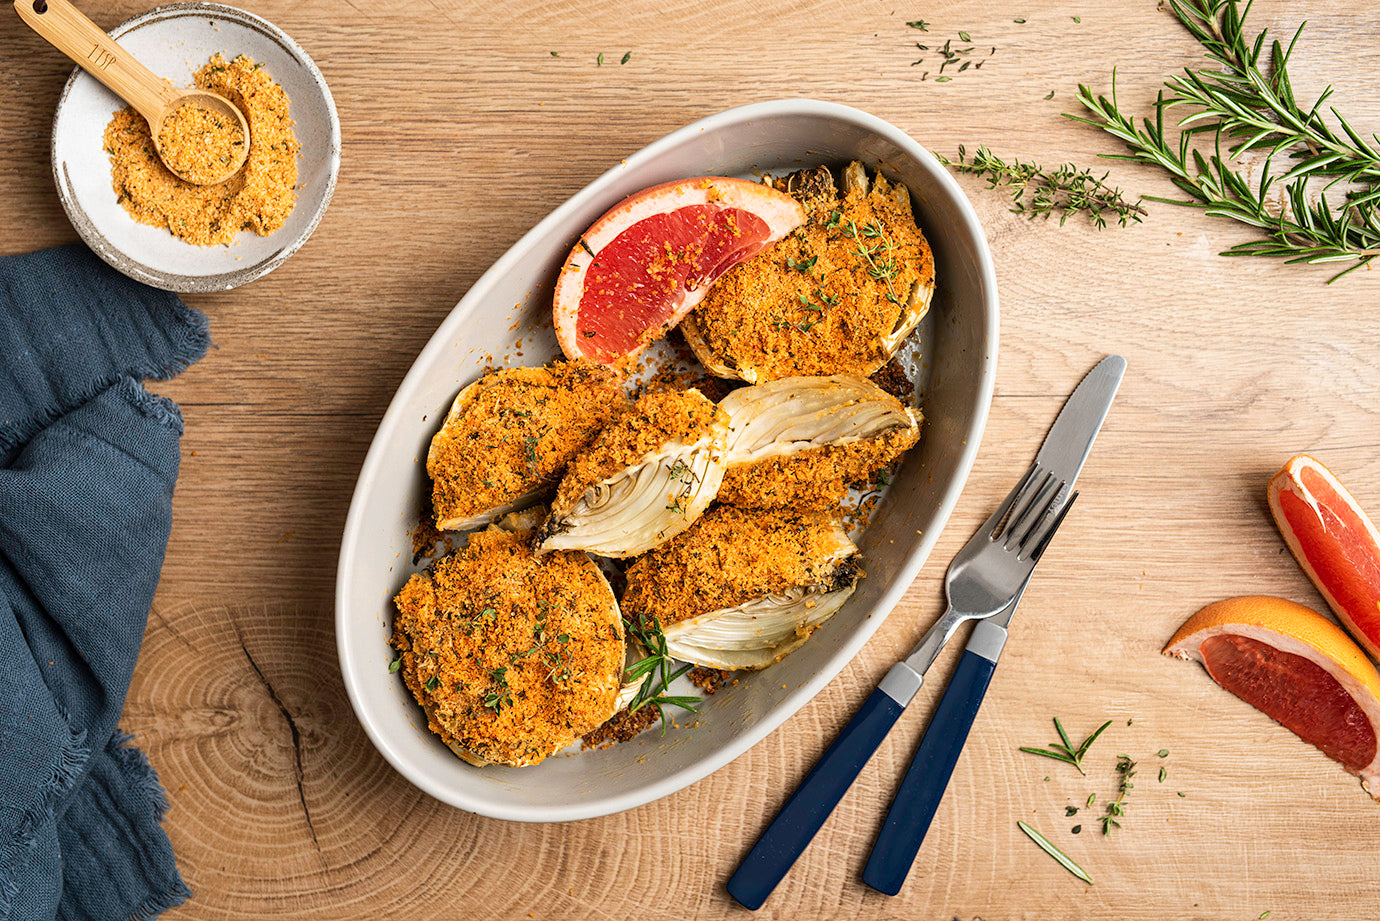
[862,648,998,896]
[727,687,905,910]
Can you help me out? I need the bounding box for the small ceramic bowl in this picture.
[50,2,340,292]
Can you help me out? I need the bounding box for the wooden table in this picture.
[5,0,1380,916]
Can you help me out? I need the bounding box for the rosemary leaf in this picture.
[1070,0,1380,280]
[1017,821,1094,885]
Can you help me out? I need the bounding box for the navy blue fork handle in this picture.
[726,687,906,910]
[862,640,1000,895]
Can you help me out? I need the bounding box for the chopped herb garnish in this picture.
[621,51,632,65]
[388,656,402,674]
[424,674,439,691]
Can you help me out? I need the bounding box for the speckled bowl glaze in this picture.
[50,2,339,292]
[336,100,1000,822]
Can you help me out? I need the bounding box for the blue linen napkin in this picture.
[0,245,209,921]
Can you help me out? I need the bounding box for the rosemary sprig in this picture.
[1100,754,1137,834]
[1019,718,1112,775]
[1017,821,1094,885]
[1070,0,1380,281]
[940,145,1146,228]
[624,615,700,735]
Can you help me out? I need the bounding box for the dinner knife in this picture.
[861,353,1126,895]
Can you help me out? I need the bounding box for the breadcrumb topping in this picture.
[690,166,935,380]
[427,361,622,528]
[551,388,724,513]
[622,507,856,627]
[391,528,624,766]
[718,425,919,510]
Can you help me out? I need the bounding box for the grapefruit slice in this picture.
[1164,595,1380,796]
[554,177,806,365]
[1268,454,1380,660]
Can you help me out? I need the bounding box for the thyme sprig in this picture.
[940,145,1146,228]
[1019,717,1112,775]
[1071,0,1380,280]
[624,615,700,735]
[828,211,902,302]
[1100,754,1137,834]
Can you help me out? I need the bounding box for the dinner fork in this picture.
[725,464,1075,911]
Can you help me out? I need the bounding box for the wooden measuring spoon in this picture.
[15,0,250,185]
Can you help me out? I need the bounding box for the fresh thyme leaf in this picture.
[424,674,439,691]
[1017,821,1093,884]
[1086,792,1096,807]
[907,19,929,30]
[958,30,971,41]
[940,145,1145,228]
[1045,90,1055,100]
[596,52,604,66]
[388,656,402,674]
[1065,805,1078,816]
[1159,766,1167,782]
[621,51,632,64]
[1071,824,1082,834]
[1071,0,1380,281]
[1014,18,1026,23]
[935,76,952,83]
[1157,748,1169,758]
[550,51,559,57]
[1072,15,1081,23]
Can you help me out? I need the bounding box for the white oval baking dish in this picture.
[336,98,998,822]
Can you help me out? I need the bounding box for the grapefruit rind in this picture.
[553,177,806,364]
[1164,595,1380,798]
[1267,453,1380,661]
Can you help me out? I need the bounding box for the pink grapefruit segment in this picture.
[1165,595,1380,797]
[1268,454,1380,661]
[554,177,805,364]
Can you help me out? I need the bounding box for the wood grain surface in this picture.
[5,0,1380,917]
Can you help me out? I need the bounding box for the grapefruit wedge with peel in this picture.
[554,177,806,365]
[1268,454,1380,661]
[1165,595,1380,797]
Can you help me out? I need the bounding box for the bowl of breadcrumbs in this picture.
[51,2,340,292]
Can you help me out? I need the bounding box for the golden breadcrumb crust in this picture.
[551,388,723,512]
[691,168,934,380]
[622,507,852,627]
[718,425,919,510]
[391,528,624,766]
[427,362,622,527]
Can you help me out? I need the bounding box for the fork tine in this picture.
[1001,467,1053,541]
[1005,474,1066,551]
[1030,490,1079,560]
[974,463,1037,541]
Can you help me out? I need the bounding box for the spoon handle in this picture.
[13,0,179,123]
